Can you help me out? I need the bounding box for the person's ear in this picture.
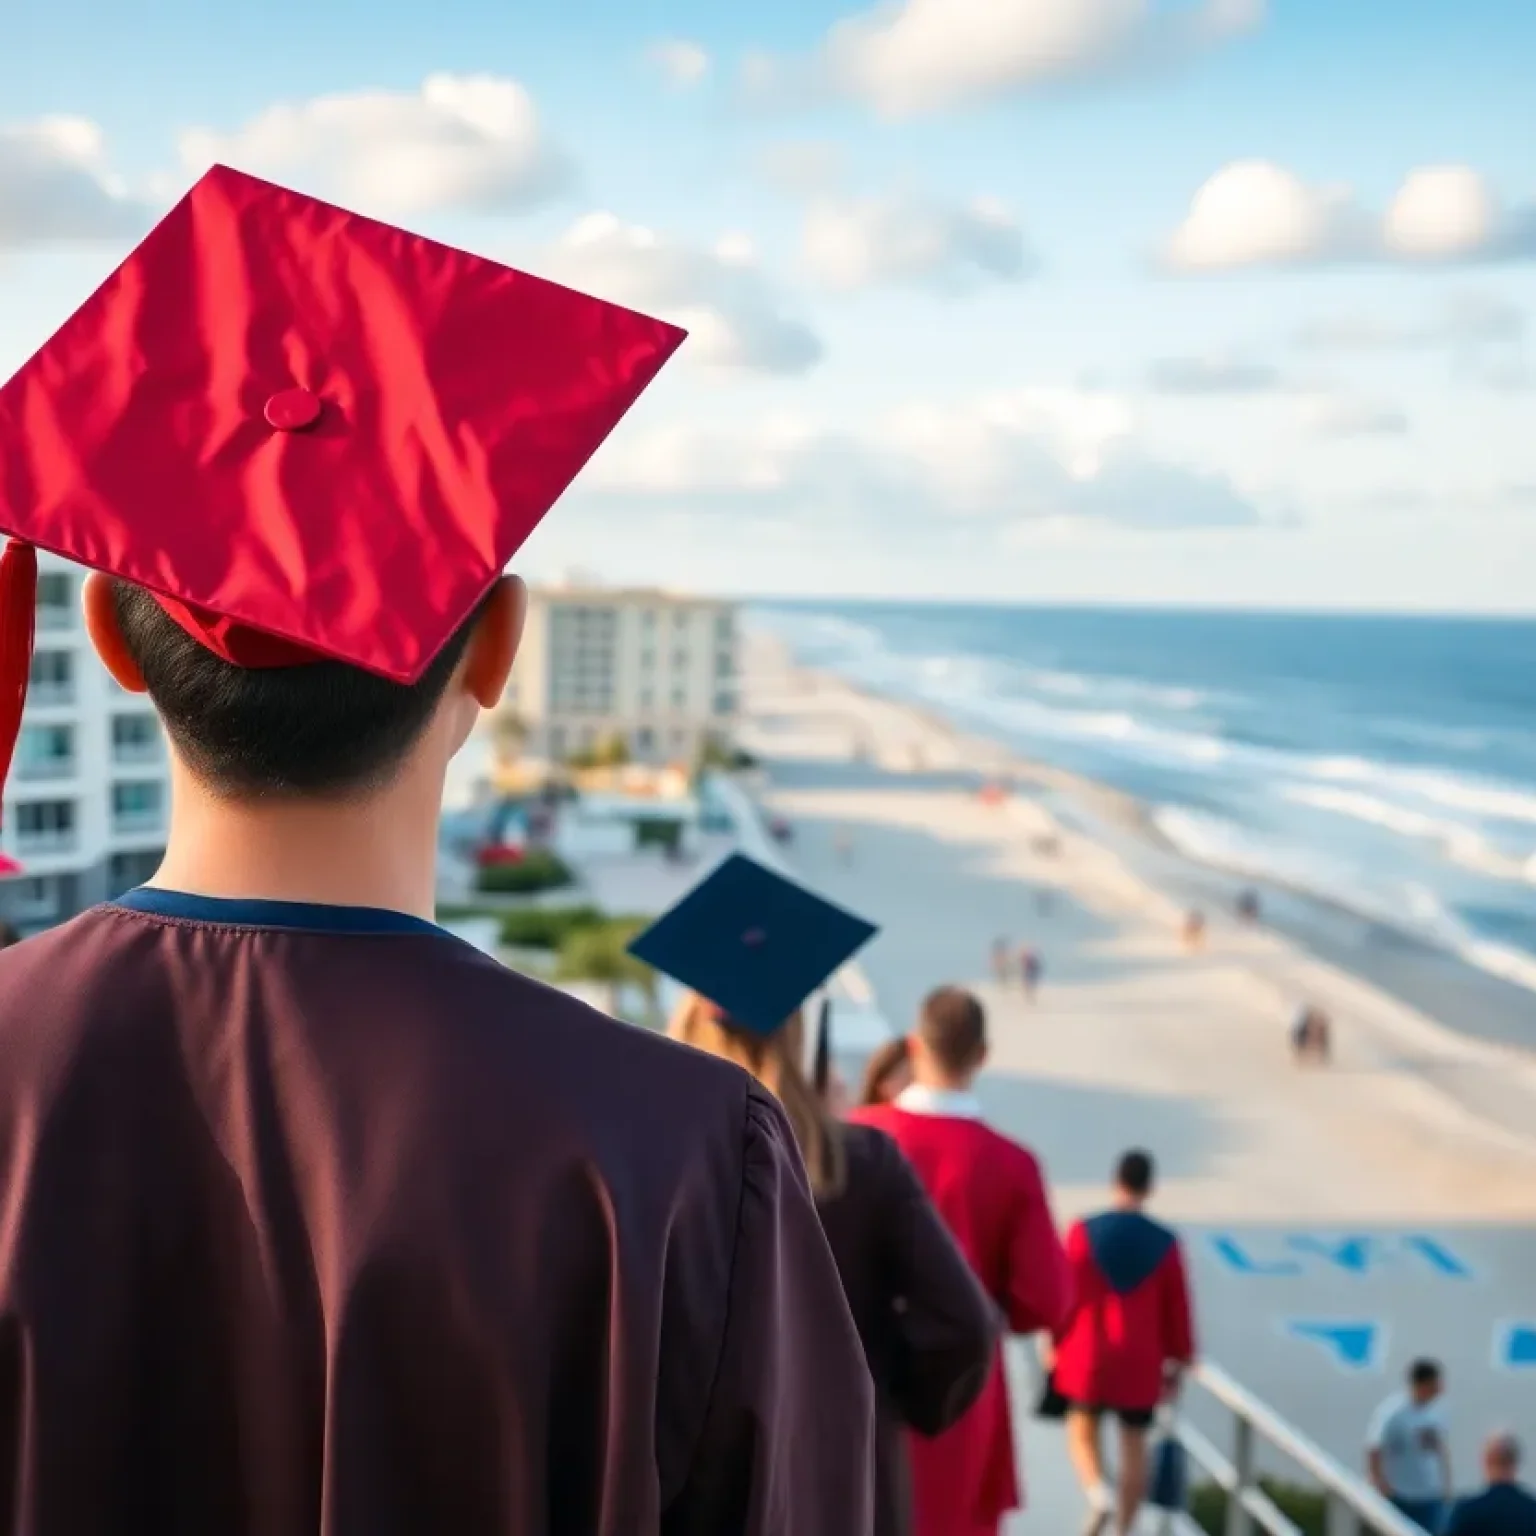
[973,1042,990,1073]
[82,573,148,693]
[461,574,526,708]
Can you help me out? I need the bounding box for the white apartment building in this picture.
[0,554,169,932]
[505,585,738,766]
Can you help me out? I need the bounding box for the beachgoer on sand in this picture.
[1021,946,1043,1000]
[854,986,1072,1536]
[654,865,997,1536]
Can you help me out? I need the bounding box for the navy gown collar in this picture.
[112,886,450,938]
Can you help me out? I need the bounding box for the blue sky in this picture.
[4,0,1535,609]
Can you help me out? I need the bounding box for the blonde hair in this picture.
[668,992,846,1199]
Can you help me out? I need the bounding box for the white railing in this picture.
[1167,1361,1427,1536]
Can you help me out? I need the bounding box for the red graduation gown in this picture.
[852,1104,1071,1536]
[0,895,875,1534]
[817,1124,1000,1536]
[1053,1210,1195,1412]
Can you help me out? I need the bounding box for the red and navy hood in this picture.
[1084,1210,1177,1294]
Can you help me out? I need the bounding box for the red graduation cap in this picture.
[0,164,686,871]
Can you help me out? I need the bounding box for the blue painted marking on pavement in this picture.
[1208,1236,1302,1275]
[1282,1320,1384,1371]
[1209,1233,1472,1279]
[1400,1235,1473,1278]
[1493,1323,1536,1370]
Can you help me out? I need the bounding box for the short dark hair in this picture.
[1116,1149,1155,1196]
[918,986,986,1075]
[114,582,486,798]
[1408,1358,1442,1389]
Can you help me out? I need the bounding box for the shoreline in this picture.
[748,627,1536,1059]
[741,629,1536,1156]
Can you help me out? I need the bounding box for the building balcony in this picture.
[35,607,74,632]
[14,828,78,856]
[26,683,76,708]
[111,809,165,837]
[14,757,77,783]
[112,742,163,767]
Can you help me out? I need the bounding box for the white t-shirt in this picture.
[1367,1391,1448,1502]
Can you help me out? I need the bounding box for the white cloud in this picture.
[1301,396,1409,437]
[0,116,153,248]
[752,0,1264,118]
[179,74,573,217]
[802,190,1032,291]
[647,40,711,88]
[1146,354,1285,394]
[585,388,1269,530]
[1297,292,1525,351]
[533,212,822,375]
[755,140,846,196]
[1164,160,1536,271]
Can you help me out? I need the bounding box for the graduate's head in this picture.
[633,853,876,1198]
[84,574,525,800]
[0,164,685,828]
[1114,1148,1155,1205]
[912,985,988,1087]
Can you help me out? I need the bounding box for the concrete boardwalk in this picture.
[746,661,1536,1530]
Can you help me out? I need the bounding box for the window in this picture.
[640,649,655,671]
[641,610,656,631]
[15,723,74,779]
[715,650,735,679]
[671,649,688,671]
[28,649,74,704]
[111,714,161,763]
[8,875,64,920]
[15,799,76,851]
[714,689,735,717]
[639,687,654,709]
[635,727,655,757]
[670,686,687,709]
[35,572,72,629]
[112,780,164,831]
[714,612,734,643]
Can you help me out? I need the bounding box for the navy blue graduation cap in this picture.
[627,852,877,1037]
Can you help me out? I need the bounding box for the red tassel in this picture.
[0,540,38,837]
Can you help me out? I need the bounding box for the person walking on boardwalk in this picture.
[636,855,998,1536]
[1368,1359,1454,1531]
[1048,1150,1197,1536]
[0,167,872,1535]
[853,986,1073,1536]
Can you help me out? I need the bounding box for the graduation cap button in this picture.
[263,387,323,432]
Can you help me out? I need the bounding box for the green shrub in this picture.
[635,817,684,852]
[555,918,658,1021]
[1188,1478,1334,1535]
[495,904,605,949]
[695,738,757,774]
[475,849,574,895]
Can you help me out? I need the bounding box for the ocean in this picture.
[753,603,1536,1033]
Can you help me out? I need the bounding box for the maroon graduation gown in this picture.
[0,893,875,1534]
[817,1124,999,1536]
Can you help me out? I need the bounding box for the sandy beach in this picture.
[739,629,1536,1526]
